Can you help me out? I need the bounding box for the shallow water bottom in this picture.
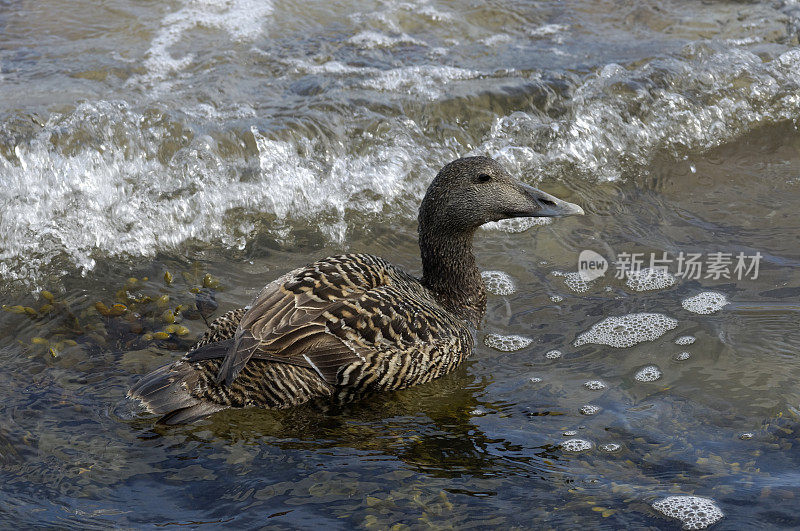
[1,122,800,528]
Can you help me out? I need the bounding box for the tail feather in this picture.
[158,402,226,425]
[128,340,233,424]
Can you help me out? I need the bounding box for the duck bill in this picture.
[519,182,585,217]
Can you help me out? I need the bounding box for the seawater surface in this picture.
[1,0,800,528]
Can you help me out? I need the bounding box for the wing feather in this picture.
[214,254,466,387]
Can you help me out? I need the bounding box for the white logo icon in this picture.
[578,250,608,281]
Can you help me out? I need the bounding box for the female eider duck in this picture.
[129,156,583,424]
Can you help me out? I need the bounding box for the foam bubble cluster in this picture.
[574,313,678,348]
[626,267,677,291]
[584,380,607,391]
[481,270,516,295]
[552,271,593,293]
[652,496,724,529]
[600,443,621,452]
[563,430,578,436]
[560,439,593,452]
[484,334,533,352]
[675,335,697,345]
[545,349,562,359]
[580,404,601,415]
[682,292,729,314]
[635,365,662,382]
[529,376,542,383]
[549,294,564,303]
[675,352,691,361]
[482,217,552,233]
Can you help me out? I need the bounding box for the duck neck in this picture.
[418,225,486,328]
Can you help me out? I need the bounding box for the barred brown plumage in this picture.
[128,156,584,424]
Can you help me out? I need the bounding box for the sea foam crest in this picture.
[574,313,678,348]
[478,45,800,182]
[137,0,275,87]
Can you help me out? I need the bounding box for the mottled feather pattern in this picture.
[131,253,474,421]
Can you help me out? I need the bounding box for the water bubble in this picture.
[470,408,486,416]
[675,335,696,345]
[560,439,593,452]
[482,217,552,233]
[549,294,564,302]
[563,430,578,436]
[652,496,724,530]
[545,349,562,359]
[529,376,542,383]
[484,334,533,352]
[552,270,593,293]
[481,270,515,295]
[599,443,621,452]
[625,267,677,291]
[580,404,601,415]
[584,380,607,390]
[635,365,662,382]
[681,292,729,314]
[674,352,691,361]
[574,313,678,348]
[740,433,754,440]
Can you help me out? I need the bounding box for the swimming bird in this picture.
[128,156,584,424]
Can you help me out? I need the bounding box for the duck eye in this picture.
[477,173,492,183]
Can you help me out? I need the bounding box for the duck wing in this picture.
[215,254,408,386]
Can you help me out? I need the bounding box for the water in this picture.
[1,0,800,527]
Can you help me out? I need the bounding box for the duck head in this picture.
[418,156,584,326]
[418,156,584,233]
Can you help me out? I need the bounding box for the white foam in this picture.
[560,438,593,452]
[529,376,542,383]
[528,24,568,38]
[652,496,724,530]
[584,380,607,391]
[740,433,754,440]
[563,430,578,436]
[635,365,662,382]
[599,443,621,452]
[0,103,438,286]
[544,349,562,359]
[549,294,564,303]
[347,31,425,49]
[484,334,533,352]
[675,352,691,361]
[136,0,275,88]
[626,267,677,291]
[675,335,697,345]
[289,59,480,100]
[481,216,552,233]
[477,44,800,182]
[481,270,515,295]
[580,404,601,415]
[552,270,593,293]
[682,292,729,314]
[574,313,678,348]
